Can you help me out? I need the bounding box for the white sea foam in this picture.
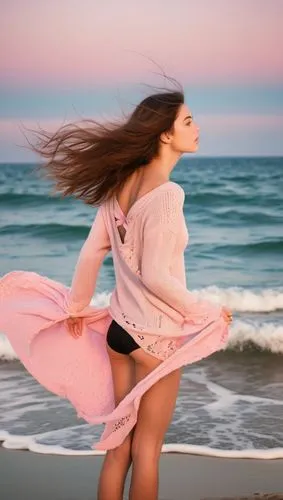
[194,285,283,313]
[1,430,283,459]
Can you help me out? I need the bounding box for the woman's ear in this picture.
[160,131,171,144]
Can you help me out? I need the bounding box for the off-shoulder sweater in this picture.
[66,181,222,359]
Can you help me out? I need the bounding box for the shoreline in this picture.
[1,447,283,499]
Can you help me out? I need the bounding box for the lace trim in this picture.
[120,310,183,361]
[136,334,183,361]
[112,413,131,432]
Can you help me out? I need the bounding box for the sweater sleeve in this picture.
[140,187,222,325]
[65,205,111,315]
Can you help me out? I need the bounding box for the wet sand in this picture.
[1,447,283,499]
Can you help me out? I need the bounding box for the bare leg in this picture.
[97,344,135,500]
[128,349,182,500]
[129,447,161,500]
[97,431,133,500]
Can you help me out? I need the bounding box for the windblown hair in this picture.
[24,79,184,206]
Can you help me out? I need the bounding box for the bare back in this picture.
[116,169,169,245]
[116,170,169,217]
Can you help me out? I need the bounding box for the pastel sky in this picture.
[1,0,283,161]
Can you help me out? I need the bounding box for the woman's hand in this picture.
[65,316,83,338]
[221,306,233,326]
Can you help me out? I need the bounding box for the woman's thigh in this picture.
[129,348,182,458]
[106,343,136,406]
[105,344,136,458]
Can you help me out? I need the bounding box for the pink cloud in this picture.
[196,114,283,131]
[1,0,282,87]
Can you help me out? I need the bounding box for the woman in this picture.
[0,85,232,500]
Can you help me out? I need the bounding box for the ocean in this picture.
[0,157,283,458]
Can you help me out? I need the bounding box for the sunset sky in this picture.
[1,0,282,161]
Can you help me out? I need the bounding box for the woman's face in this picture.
[170,103,200,153]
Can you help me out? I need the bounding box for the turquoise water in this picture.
[1,157,282,289]
[1,157,283,455]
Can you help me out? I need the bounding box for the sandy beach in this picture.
[1,447,283,499]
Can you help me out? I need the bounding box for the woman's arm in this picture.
[140,188,222,325]
[66,205,111,315]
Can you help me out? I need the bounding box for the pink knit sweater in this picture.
[0,180,228,450]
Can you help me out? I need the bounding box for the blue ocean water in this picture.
[1,157,283,457]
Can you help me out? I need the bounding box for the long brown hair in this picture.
[23,79,184,206]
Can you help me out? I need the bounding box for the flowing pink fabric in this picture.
[0,270,228,450]
[0,181,229,450]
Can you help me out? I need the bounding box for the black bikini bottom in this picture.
[106,318,141,355]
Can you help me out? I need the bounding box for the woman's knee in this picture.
[131,434,163,463]
[108,432,133,464]
[130,422,165,463]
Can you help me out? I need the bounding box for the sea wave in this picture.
[1,316,283,361]
[211,238,283,255]
[0,192,65,207]
[0,223,89,240]
[0,284,282,362]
